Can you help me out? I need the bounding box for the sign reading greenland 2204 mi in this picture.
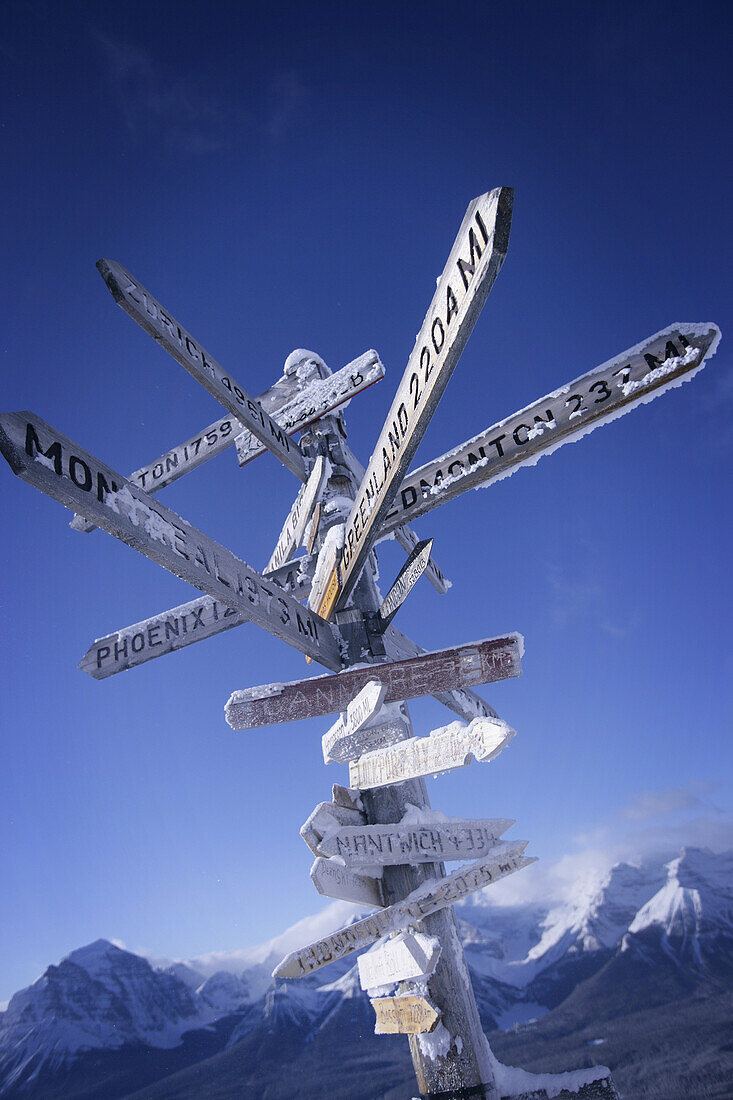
[320,187,514,616]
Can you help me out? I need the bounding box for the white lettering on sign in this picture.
[378,538,434,626]
[273,842,534,978]
[348,716,515,790]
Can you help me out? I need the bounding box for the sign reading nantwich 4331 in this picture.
[317,817,514,866]
[97,259,308,481]
[225,634,522,729]
[273,841,533,979]
[0,412,341,669]
[329,187,513,611]
[380,323,722,535]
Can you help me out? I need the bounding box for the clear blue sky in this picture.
[1,0,730,1000]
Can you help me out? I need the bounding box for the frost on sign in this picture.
[348,716,515,790]
[321,679,387,764]
[318,816,514,866]
[358,933,441,990]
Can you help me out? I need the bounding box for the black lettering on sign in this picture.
[24,423,62,474]
[457,224,485,291]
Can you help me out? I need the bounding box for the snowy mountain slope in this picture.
[0,847,731,1099]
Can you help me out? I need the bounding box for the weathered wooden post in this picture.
[0,186,720,1099]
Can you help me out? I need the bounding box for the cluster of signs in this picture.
[0,186,722,1053]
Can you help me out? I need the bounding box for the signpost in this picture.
[357,932,441,990]
[348,717,515,790]
[371,995,441,1035]
[379,323,722,536]
[317,817,514,866]
[225,634,522,729]
[97,258,309,480]
[6,187,709,1099]
[321,186,514,614]
[0,412,342,669]
[273,842,533,979]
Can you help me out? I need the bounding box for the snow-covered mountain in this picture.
[1,846,731,1099]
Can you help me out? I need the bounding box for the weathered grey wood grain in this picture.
[321,679,387,763]
[310,857,383,907]
[349,718,515,790]
[225,633,522,729]
[0,411,341,668]
[357,932,441,989]
[318,818,514,865]
[371,994,441,1035]
[378,538,434,626]
[235,350,385,466]
[299,799,365,856]
[273,842,533,978]
[97,258,308,480]
[381,322,722,536]
[331,188,513,610]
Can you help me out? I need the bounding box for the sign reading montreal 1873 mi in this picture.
[0,412,341,669]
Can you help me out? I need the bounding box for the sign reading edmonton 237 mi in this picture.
[97,258,308,481]
[317,187,514,617]
[0,412,341,669]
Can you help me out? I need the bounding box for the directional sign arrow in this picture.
[317,187,513,615]
[310,856,383,908]
[225,633,522,730]
[380,322,722,536]
[378,537,434,627]
[273,841,534,979]
[321,679,387,764]
[358,932,441,991]
[97,258,308,480]
[317,817,515,866]
[300,798,366,856]
[371,994,441,1035]
[0,412,342,669]
[265,456,326,573]
[348,716,515,790]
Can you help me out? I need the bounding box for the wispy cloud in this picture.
[92,32,308,156]
[622,781,722,822]
[546,562,637,637]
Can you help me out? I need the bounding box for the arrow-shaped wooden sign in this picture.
[97,258,308,480]
[225,633,522,729]
[317,817,514,866]
[380,322,722,536]
[378,537,434,627]
[323,710,409,765]
[371,994,441,1035]
[321,679,387,764]
[310,856,384,908]
[265,456,326,573]
[358,932,441,990]
[0,412,342,669]
[273,841,534,979]
[300,798,365,856]
[348,716,515,790]
[316,187,513,615]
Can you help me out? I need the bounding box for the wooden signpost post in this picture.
[3,187,715,1098]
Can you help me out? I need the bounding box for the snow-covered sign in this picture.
[0,412,342,669]
[234,350,385,466]
[307,524,343,620]
[78,594,248,679]
[265,456,326,573]
[327,187,513,612]
[393,524,450,595]
[225,634,522,730]
[321,680,388,764]
[97,258,308,481]
[371,994,441,1035]
[317,817,514,866]
[378,538,434,627]
[300,799,365,856]
[358,932,441,990]
[348,717,515,790]
[380,322,722,536]
[310,857,383,908]
[323,713,409,765]
[273,841,534,979]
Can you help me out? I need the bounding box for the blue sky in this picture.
[1,0,731,1000]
